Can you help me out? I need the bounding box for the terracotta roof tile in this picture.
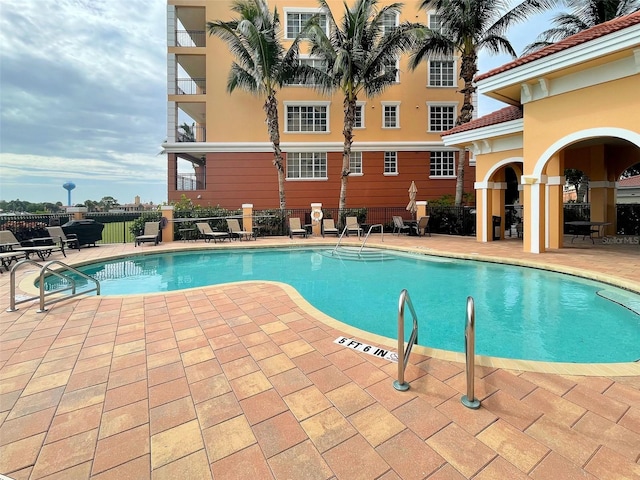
[476,11,640,81]
[619,175,640,187]
[443,105,523,136]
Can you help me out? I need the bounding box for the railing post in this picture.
[393,289,418,392]
[461,296,481,409]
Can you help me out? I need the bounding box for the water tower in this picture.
[63,182,76,206]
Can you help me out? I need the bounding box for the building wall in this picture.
[167,0,474,209]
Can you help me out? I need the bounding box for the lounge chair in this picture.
[0,230,66,260]
[0,250,26,272]
[322,218,339,237]
[196,222,229,243]
[289,218,308,238]
[135,222,160,246]
[226,218,254,241]
[46,226,80,251]
[345,216,363,238]
[413,216,431,237]
[392,216,411,235]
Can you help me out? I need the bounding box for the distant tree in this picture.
[565,168,589,202]
[410,0,555,205]
[177,122,196,142]
[84,199,99,212]
[99,196,119,211]
[524,0,640,54]
[621,162,640,178]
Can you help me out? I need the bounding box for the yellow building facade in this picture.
[165,0,475,209]
[443,13,640,253]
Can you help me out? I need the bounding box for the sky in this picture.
[0,0,554,206]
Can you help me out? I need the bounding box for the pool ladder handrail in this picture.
[393,289,418,391]
[332,224,384,257]
[358,224,384,256]
[461,296,481,409]
[7,259,100,313]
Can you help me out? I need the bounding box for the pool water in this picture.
[51,248,640,363]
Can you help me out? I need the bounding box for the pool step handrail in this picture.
[358,224,384,256]
[331,225,350,255]
[393,289,419,391]
[7,259,100,313]
[461,296,481,409]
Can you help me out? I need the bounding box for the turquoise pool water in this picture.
[54,248,640,363]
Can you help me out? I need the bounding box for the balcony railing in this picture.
[176,78,206,95]
[177,173,205,191]
[176,30,205,47]
[177,125,206,142]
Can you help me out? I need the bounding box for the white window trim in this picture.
[381,101,401,129]
[283,7,328,39]
[429,150,457,179]
[349,151,363,176]
[284,101,331,134]
[383,151,399,176]
[427,57,458,88]
[285,151,328,180]
[426,102,458,132]
[354,102,366,129]
[285,54,326,87]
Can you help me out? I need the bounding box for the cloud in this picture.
[0,0,167,203]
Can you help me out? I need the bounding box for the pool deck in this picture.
[0,234,638,479]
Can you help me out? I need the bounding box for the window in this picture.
[349,151,362,175]
[384,151,397,174]
[382,103,399,128]
[429,13,442,32]
[430,151,455,177]
[354,104,364,128]
[429,59,455,87]
[383,57,400,82]
[286,56,327,85]
[381,11,398,35]
[429,104,456,131]
[286,104,329,132]
[285,9,327,38]
[287,152,327,179]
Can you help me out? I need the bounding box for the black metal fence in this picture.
[1,203,638,244]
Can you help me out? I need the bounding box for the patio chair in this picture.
[226,218,254,241]
[322,218,339,237]
[392,216,411,235]
[135,222,160,246]
[46,226,80,251]
[289,218,308,239]
[196,222,229,243]
[345,217,363,238]
[413,216,431,237]
[0,230,66,260]
[0,250,26,272]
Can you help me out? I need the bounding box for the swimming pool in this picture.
[52,247,640,363]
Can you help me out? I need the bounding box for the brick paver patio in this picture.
[0,234,638,479]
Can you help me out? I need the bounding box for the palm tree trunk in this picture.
[264,94,286,210]
[454,51,477,206]
[339,96,357,212]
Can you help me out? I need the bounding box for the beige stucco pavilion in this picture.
[443,12,640,253]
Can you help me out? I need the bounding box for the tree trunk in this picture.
[338,95,357,213]
[264,94,286,210]
[454,51,477,206]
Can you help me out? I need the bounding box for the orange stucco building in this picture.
[443,13,640,253]
[163,0,475,210]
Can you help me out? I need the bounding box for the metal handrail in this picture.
[393,289,419,391]
[461,296,480,409]
[7,259,100,313]
[331,225,350,255]
[358,224,384,256]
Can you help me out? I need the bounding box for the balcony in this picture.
[176,78,206,95]
[177,125,206,143]
[176,30,206,47]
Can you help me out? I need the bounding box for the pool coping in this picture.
[18,242,640,377]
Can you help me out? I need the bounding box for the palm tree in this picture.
[524,0,640,53]
[410,0,555,206]
[207,0,305,210]
[305,0,420,213]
